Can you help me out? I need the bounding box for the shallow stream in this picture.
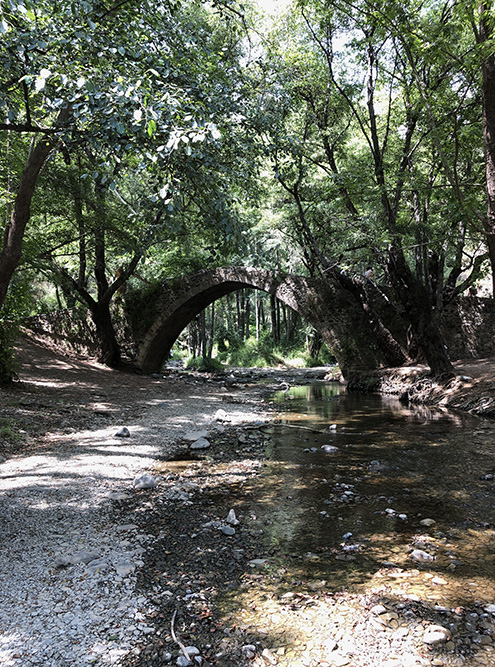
[242,381,495,607]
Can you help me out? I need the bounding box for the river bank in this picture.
[345,358,495,420]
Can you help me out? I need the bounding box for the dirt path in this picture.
[0,336,273,667]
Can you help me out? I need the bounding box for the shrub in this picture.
[0,319,18,383]
[186,355,224,372]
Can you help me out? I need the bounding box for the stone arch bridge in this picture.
[127,266,405,378]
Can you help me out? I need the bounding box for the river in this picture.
[214,379,495,666]
[248,381,495,605]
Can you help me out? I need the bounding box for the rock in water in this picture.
[321,444,339,454]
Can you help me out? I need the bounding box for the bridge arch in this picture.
[128,267,403,377]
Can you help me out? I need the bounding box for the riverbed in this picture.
[252,382,495,605]
[3,342,495,667]
[125,374,495,667]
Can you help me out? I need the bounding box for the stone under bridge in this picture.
[126,266,406,377]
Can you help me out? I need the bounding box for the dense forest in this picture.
[0,0,494,380]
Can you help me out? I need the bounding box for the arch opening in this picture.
[135,280,303,373]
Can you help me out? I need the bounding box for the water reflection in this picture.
[245,381,495,604]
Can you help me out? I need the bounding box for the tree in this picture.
[257,0,490,374]
[0,0,250,315]
[474,0,495,294]
[0,0,260,366]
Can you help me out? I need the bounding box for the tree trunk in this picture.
[245,292,251,339]
[0,136,57,309]
[91,302,121,367]
[255,291,260,341]
[334,269,409,368]
[198,310,206,359]
[270,294,279,343]
[308,330,322,359]
[0,109,70,311]
[286,308,300,343]
[386,247,454,376]
[480,1,495,295]
[236,292,244,340]
[207,303,215,359]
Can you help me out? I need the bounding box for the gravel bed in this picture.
[0,341,271,667]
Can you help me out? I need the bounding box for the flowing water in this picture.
[241,381,495,607]
[166,377,495,665]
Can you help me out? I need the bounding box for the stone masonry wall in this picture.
[440,296,495,360]
[23,308,99,357]
[22,295,495,369]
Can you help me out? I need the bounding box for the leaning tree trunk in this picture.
[480,1,495,295]
[0,108,70,311]
[387,247,454,376]
[0,136,58,309]
[334,269,409,369]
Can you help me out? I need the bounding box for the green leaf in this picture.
[147,119,157,137]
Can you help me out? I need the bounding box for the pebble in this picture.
[115,560,136,576]
[115,426,131,437]
[321,445,339,454]
[183,430,209,442]
[410,549,435,561]
[423,625,450,645]
[226,509,240,525]
[261,647,277,664]
[242,644,257,658]
[134,474,158,489]
[214,409,230,422]
[190,437,210,450]
[368,460,387,472]
[370,604,387,615]
[420,518,436,527]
